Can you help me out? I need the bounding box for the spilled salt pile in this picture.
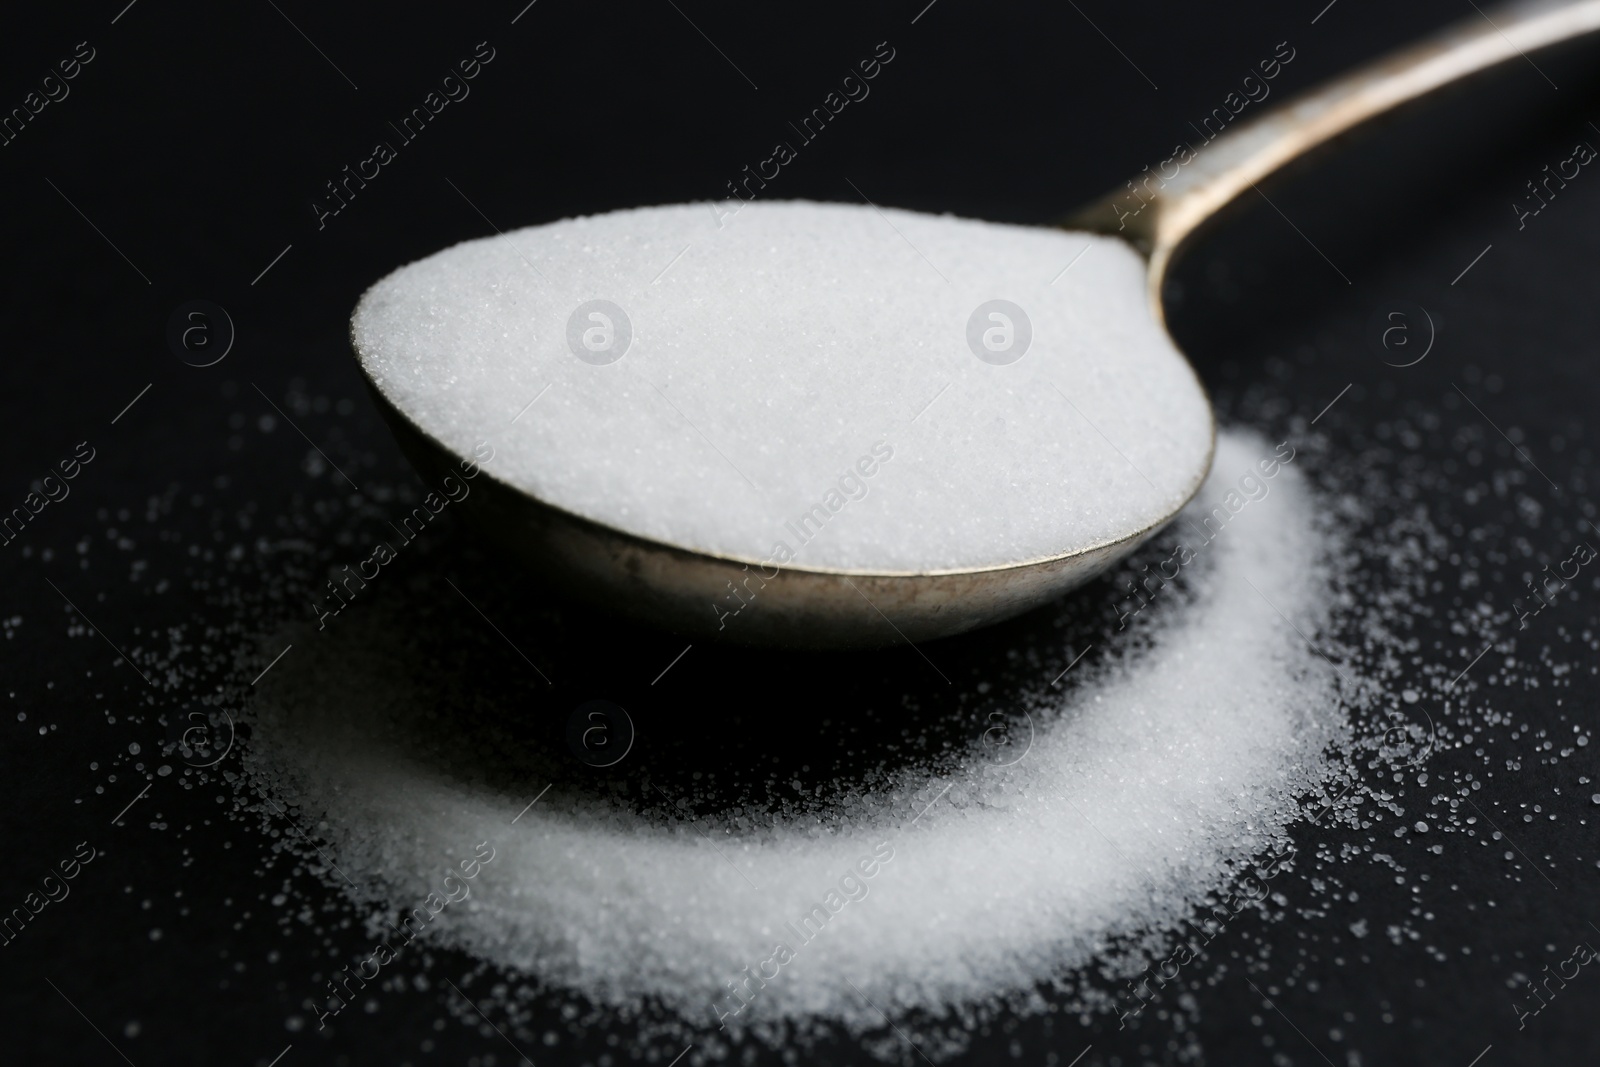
[243,429,1343,1038]
[350,201,1213,571]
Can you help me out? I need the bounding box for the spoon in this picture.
[355,0,1600,649]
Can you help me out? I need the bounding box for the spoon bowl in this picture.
[362,382,1202,647]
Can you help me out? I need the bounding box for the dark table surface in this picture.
[4,2,1600,1064]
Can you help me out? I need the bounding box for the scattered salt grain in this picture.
[42,352,1589,1063]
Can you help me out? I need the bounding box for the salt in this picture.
[33,341,1585,1062]
[351,201,1213,571]
[244,429,1341,1037]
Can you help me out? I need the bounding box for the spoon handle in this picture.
[1068,0,1600,305]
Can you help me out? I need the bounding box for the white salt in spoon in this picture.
[352,0,1600,648]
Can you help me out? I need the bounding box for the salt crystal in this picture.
[245,429,1338,1033]
[351,201,1213,571]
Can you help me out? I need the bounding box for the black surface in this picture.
[3,1,1600,1064]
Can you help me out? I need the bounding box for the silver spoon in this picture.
[355,0,1600,649]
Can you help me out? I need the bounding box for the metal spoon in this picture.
[357,0,1600,649]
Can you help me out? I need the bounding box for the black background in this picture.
[3,1,1600,1064]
